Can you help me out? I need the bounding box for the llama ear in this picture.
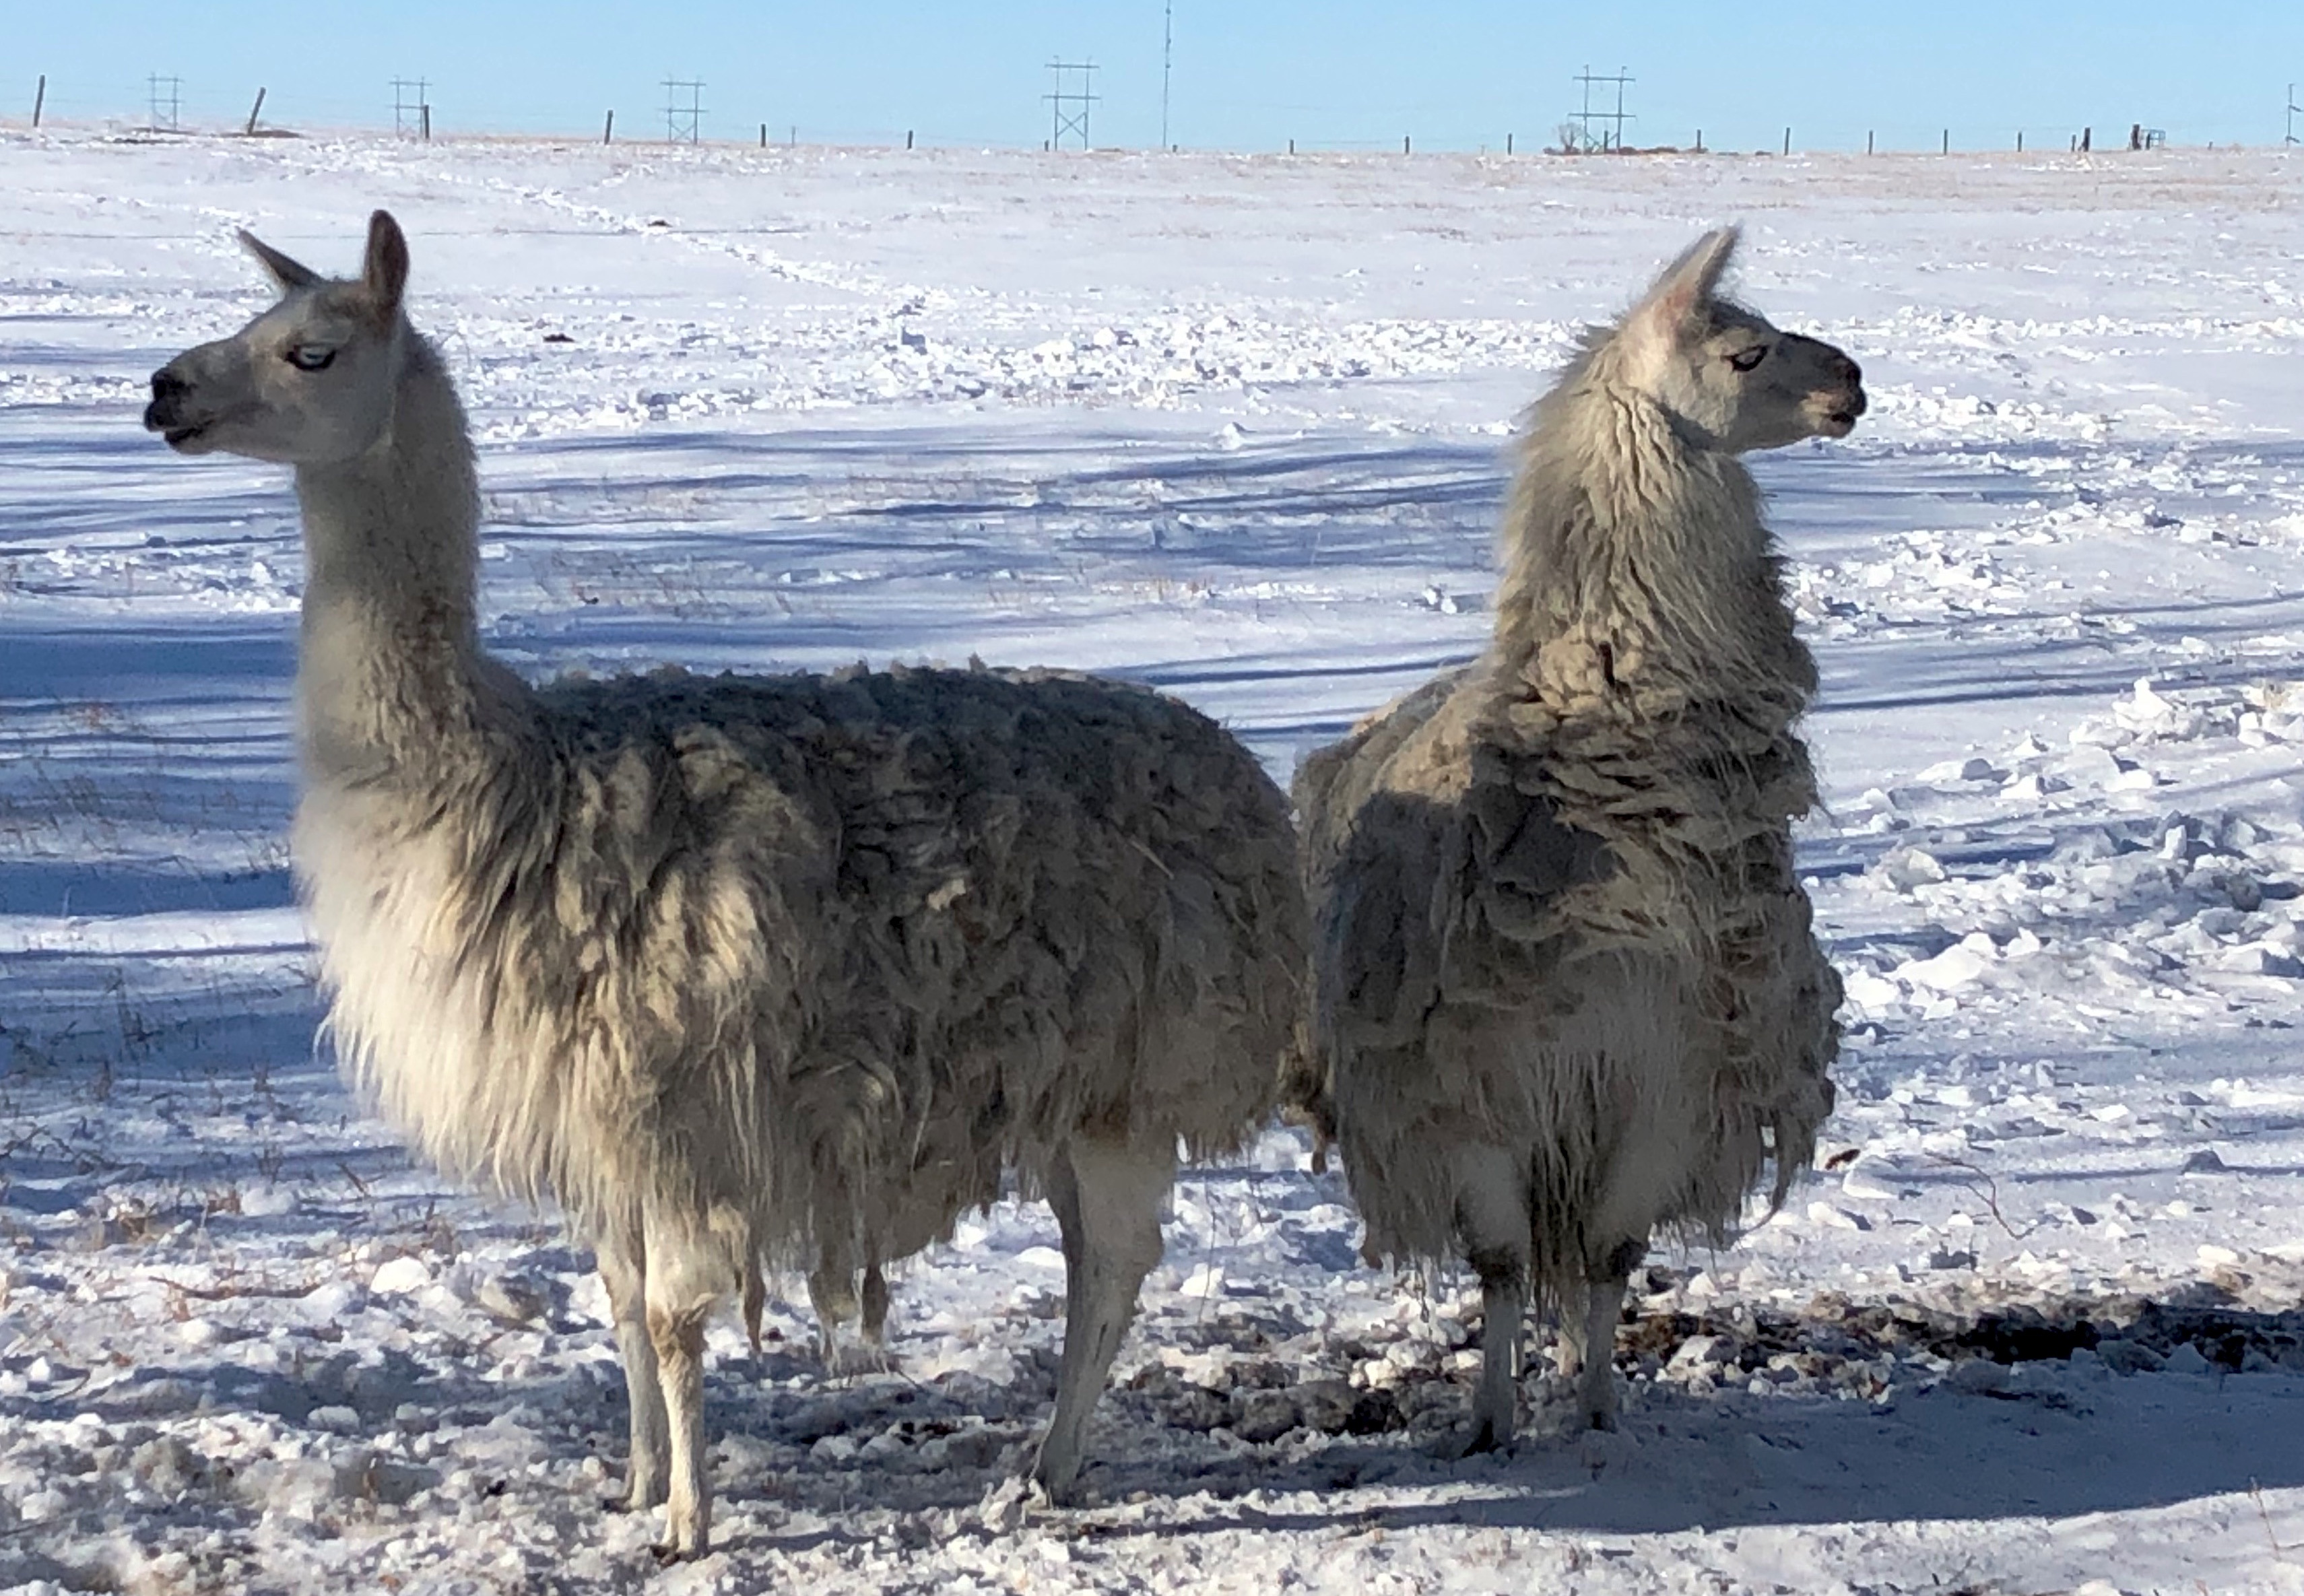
[361,211,410,318]
[1624,226,1740,350]
[238,230,323,295]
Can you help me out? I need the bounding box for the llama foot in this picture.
[1430,1418,1515,1461]
[823,1341,902,1378]
[1026,1458,1090,1510]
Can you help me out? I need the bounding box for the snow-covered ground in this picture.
[3,131,2303,1594]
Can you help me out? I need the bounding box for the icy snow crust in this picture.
[3,132,2303,1593]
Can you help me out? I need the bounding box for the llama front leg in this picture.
[1453,1143,1531,1455]
[1032,1135,1175,1505]
[645,1224,723,1562]
[1571,1240,1642,1432]
[597,1224,669,1515]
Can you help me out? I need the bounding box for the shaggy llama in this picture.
[1294,227,1859,1449]
[144,212,1307,1558]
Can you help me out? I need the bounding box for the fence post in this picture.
[760,123,766,148]
[244,87,265,135]
[421,103,430,141]
[1941,128,1948,154]
[1695,128,1703,152]
[2016,130,2023,152]
[1867,129,1874,154]
[603,109,614,144]
[906,129,913,149]
[32,74,44,128]
[1403,134,1410,155]
[1506,131,1513,155]
[1783,126,1791,155]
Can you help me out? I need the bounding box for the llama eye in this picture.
[286,345,337,372]
[1727,345,1767,372]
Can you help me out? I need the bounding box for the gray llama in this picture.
[1294,227,1859,1451]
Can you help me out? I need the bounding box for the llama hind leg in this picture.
[859,1257,891,1350]
[597,1224,669,1514]
[1032,1135,1174,1505]
[807,1240,861,1371]
[644,1222,724,1562]
[1453,1144,1531,1455]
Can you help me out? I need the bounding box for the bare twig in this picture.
[1927,1154,2041,1242]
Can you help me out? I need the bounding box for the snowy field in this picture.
[3,130,2304,1594]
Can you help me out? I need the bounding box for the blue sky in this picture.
[13,3,2303,154]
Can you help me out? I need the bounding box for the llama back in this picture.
[303,660,1304,1261]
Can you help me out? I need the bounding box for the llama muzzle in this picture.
[143,366,209,449]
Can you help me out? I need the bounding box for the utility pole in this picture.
[147,74,182,134]
[1569,66,1633,152]
[663,77,704,143]
[1045,59,1098,151]
[391,77,428,139]
[1160,0,1173,149]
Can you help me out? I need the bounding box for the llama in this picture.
[1294,227,1858,1450]
[143,211,1307,1558]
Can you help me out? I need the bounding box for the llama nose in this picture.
[145,366,190,430]
[1832,352,1863,385]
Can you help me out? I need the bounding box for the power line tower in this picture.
[663,77,704,143]
[147,74,182,133]
[1045,59,1098,150]
[391,77,429,139]
[1160,2,1173,149]
[1569,65,1634,152]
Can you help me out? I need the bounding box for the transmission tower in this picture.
[147,74,182,133]
[1161,2,1173,149]
[1570,65,1635,152]
[391,77,429,139]
[1045,59,1098,150]
[663,77,705,144]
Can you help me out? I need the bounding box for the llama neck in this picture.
[1487,358,1811,721]
[293,333,500,781]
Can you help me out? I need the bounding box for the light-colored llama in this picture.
[145,211,1307,1558]
[1294,227,1858,1449]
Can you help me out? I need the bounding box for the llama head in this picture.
[1607,226,1865,454]
[144,211,412,465]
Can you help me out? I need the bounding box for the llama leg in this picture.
[1453,1145,1530,1455]
[1032,1135,1175,1505]
[1576,1240,1642,1432]
[645,1224,722,1562]
[808,1240,860,1372]
[739,1252,765,1358]
[597,1224,669,1514]
[859,1257,891,1350]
